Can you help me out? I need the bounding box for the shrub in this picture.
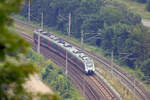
[135,0,147,3]
[146,0,150,11]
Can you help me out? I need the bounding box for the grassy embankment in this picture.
[26,49,83,100]
[13,15,143,99]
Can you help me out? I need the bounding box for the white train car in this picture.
[33,29,95,75]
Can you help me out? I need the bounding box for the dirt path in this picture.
[142,19,150,28]
[24,74,53,94]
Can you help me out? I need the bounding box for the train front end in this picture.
[85,59,95,75]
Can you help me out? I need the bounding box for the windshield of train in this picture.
[86,60,93,68]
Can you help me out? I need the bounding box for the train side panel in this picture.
[34,33,86,74]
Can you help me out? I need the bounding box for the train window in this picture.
[53,43,58,49]
[42,38,48,44]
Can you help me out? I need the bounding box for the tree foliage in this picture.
[27,49,83,100]
[134,0,147,3]
[0,0,36,99]
[146,0,150,11]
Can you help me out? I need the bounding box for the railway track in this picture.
[36,45,100,100]
[87,53,150,100]
[14,18,150,100]
[37,45,117,100]
[17,28,117,100]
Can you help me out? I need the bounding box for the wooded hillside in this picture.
[20,0,150,83]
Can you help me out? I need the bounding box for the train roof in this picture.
[34,30,93,63]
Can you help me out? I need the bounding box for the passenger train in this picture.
[33,29,95,75]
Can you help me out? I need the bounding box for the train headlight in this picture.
[85,68,88,72]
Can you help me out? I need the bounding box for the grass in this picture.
[8,26,17,33]
[95,61,140,100]
[14,23,33,34]
[114,0,150,20]
[27,49,83,100]
[146,85,150,93]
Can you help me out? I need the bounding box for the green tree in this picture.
[0,0,60,100]
[146,0,150,12]
[135,0,147,3]
[0,0,36,99]
[141,59,150,83]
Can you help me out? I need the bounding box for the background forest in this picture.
[20,0,150,83]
